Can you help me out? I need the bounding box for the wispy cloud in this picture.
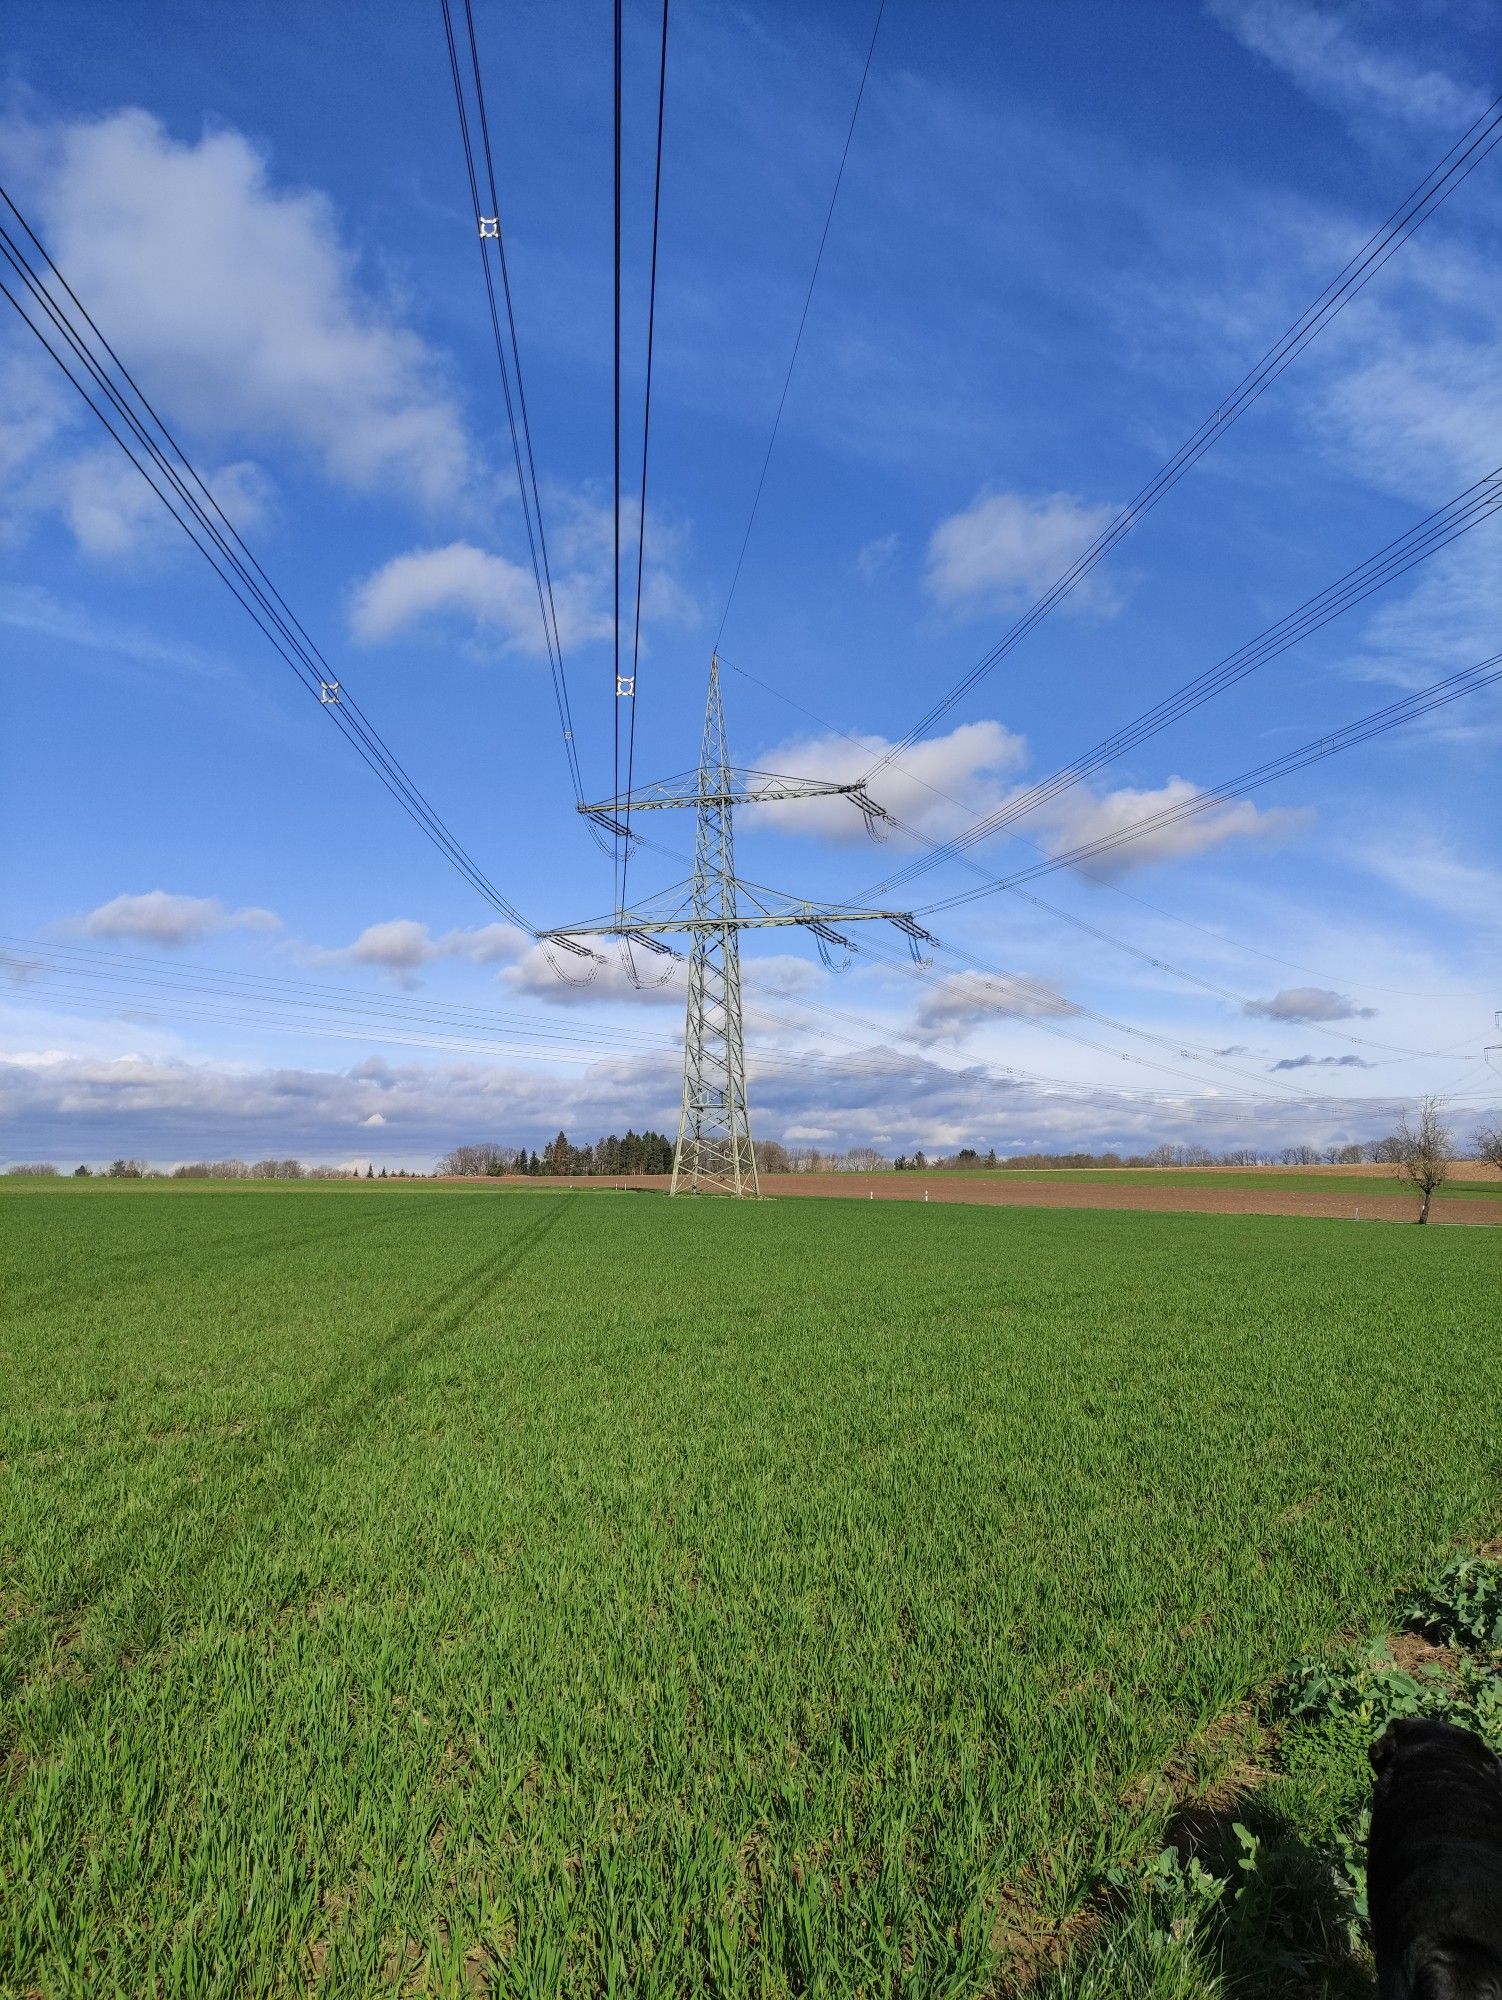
[1206,0,1488,132]
[854,531,899,581]
[0,583,225,676]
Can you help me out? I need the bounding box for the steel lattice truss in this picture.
[540,658,933,1195]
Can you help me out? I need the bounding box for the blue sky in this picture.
[2,0,1498,1167]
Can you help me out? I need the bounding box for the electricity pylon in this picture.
[541,656,933,1195]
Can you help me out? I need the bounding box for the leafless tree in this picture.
[1473,1123,1502,1173]
[5,1162,57,1176]
[437,1143,515,1177]
[1392,1096,1452,1224]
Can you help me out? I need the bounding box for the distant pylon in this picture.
[539,655,936,1197]
[673,656,757,1194]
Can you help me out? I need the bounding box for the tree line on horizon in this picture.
[8,1110,1499,1187]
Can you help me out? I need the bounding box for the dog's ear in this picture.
[1369,1724,1397,1776]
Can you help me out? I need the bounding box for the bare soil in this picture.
[459,1171,1501,1225]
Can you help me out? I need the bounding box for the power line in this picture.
[918,651,1502,911]
[0,191,545,940]
[861,92,1502,784]
[620,0,672,923]
[715,649,1456,1029]
[12,934,1295,1109]
[698,654,1488,1082]
[713,0,887,654]
[864,472,1502,900]
[613,0,625,914]
[438,0,591,820]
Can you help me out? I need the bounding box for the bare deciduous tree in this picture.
[437,1143,522,1177]
[1474,1123,1502,1173]
[1393,1096,1452,1224]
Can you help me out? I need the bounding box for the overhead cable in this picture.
[713,0,887,653]
[0,191,544,938]
[866,471,1502,899]
[918,651,1502,912]
[438,0,591,819]
[715,651,1455,1043]
[620,0,672,920]
[861,92,1502,783]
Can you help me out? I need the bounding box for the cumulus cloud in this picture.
[77,891,281,947]
[1038,779,1305,877]
[351,497,697,656]
[1271,1052,1373,1071]
[349,541,607,653]
[910,969,1078,1044]
[3,108,470,498]
[1207,0,1488,132]
[1243,987,1377,1023]
[924,490,1120,615]
[310,919,530,985]
[753,718,1028,843]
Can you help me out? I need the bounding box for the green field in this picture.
[3,1184,1498,1996]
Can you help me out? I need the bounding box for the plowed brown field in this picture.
[460,1169,1502,1224]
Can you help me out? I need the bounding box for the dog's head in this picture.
[1370,1715,1502,1781]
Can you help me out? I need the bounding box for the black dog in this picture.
[1368,1716,1502,1999]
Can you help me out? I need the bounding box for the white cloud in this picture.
[1039,779,1306,877]
[50,447,272,560]
[310,918,530,985]
[77,891,281,947]
[0,106,471,529]
[911,969,1078,1043]
[361,1111,387,1127]
[753,718,1028,842]
[1207,0,1488,131]
[351,496,698,656]
[349,541,605,654]
[1243,987,1377,1023]
[924,490,1120,615]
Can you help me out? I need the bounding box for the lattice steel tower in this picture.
[542,657,932,1195]
[673,658,756,1192]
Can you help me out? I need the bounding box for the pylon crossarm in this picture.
[578,767,880,813]
[542,907,914,939]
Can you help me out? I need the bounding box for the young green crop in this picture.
[2,1184,1496,1996]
